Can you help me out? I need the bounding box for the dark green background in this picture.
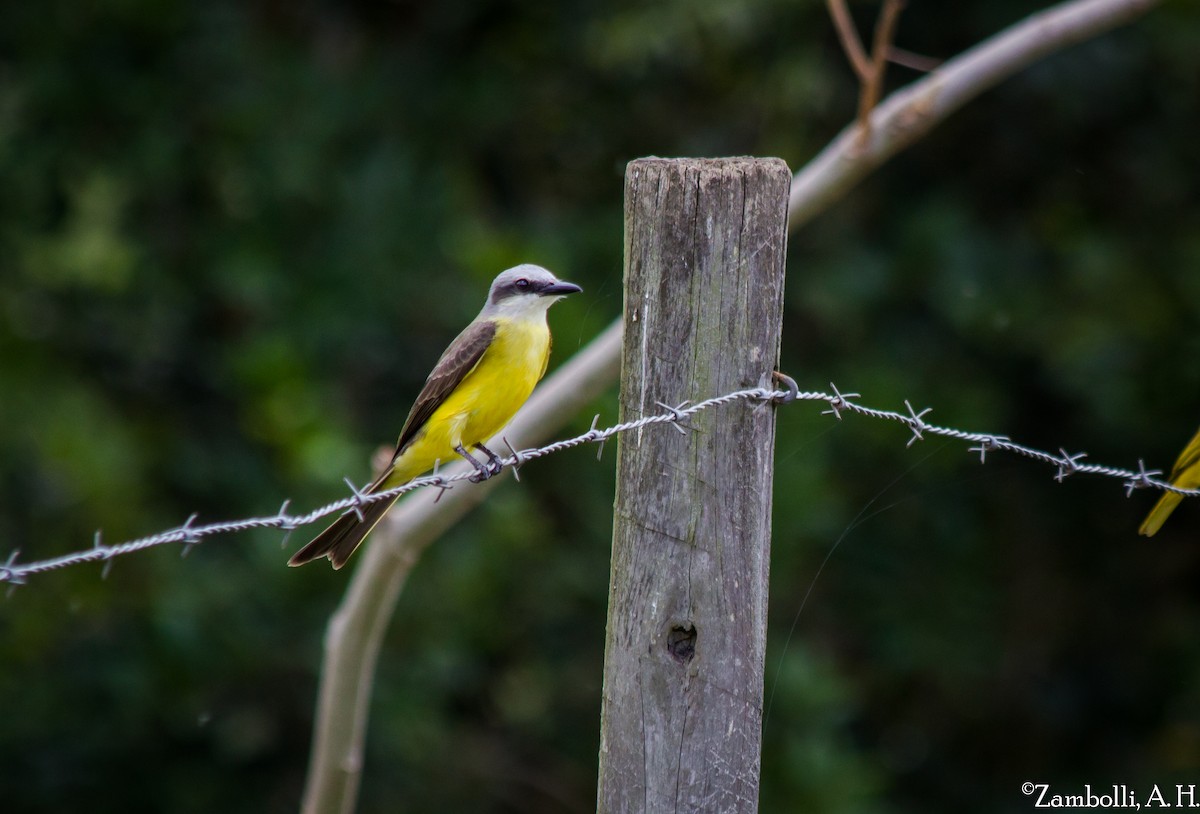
[2,1,1198,811]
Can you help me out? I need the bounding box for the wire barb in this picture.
[1054,449,1088,483]
[968,435,1007,464]
[274,499,296,531]
[903,400,932,448]
[822,382,861,420]
[1124,459,1163,498]
[177,513,201,558]
[589,414,608,461]
[2,376,1198,585]
[654,400,692,435]
[502,437,524,483]
[1,549,24,589]
[342,477,370,522]
[430,459,453,503]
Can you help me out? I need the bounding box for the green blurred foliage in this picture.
[1,0,1198,812]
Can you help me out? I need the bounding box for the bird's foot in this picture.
[475,443,505,477]
[456,444,493,483]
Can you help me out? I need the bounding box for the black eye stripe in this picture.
[490,278,544,304]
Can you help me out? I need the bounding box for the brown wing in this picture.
[393,319,497,456]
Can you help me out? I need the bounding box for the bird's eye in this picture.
[515,278,531,290]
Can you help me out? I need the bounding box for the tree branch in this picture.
[791,0,1160,228]
[827,0,873,80]
[856,0,907,142]
[887,45,943,73]
[828,0,910,141]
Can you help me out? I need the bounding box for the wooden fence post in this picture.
[597,157,790,813]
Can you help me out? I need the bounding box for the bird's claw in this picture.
[476,444,505,477]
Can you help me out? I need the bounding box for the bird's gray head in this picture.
[485,264,582,313]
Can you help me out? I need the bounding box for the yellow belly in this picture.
[385,317,550,485]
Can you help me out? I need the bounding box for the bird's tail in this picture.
[1139,491,1183,537]
[288,492,401,569]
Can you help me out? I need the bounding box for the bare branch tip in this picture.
[827,0,873,81]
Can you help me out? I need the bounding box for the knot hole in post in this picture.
[666,621,697,664]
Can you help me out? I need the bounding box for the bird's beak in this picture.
[540,281,583,296]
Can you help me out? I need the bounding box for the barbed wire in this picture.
[2,373,1195,587]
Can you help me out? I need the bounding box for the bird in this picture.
[1139,425,1200,537]
[288,264,582,568]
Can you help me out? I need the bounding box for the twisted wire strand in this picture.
[2,377,1193,586]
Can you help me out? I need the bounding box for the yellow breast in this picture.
[388,316,550,483]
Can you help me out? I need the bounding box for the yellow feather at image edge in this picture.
[1138,426,1200,537]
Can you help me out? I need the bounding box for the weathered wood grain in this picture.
[598,157,790,814]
